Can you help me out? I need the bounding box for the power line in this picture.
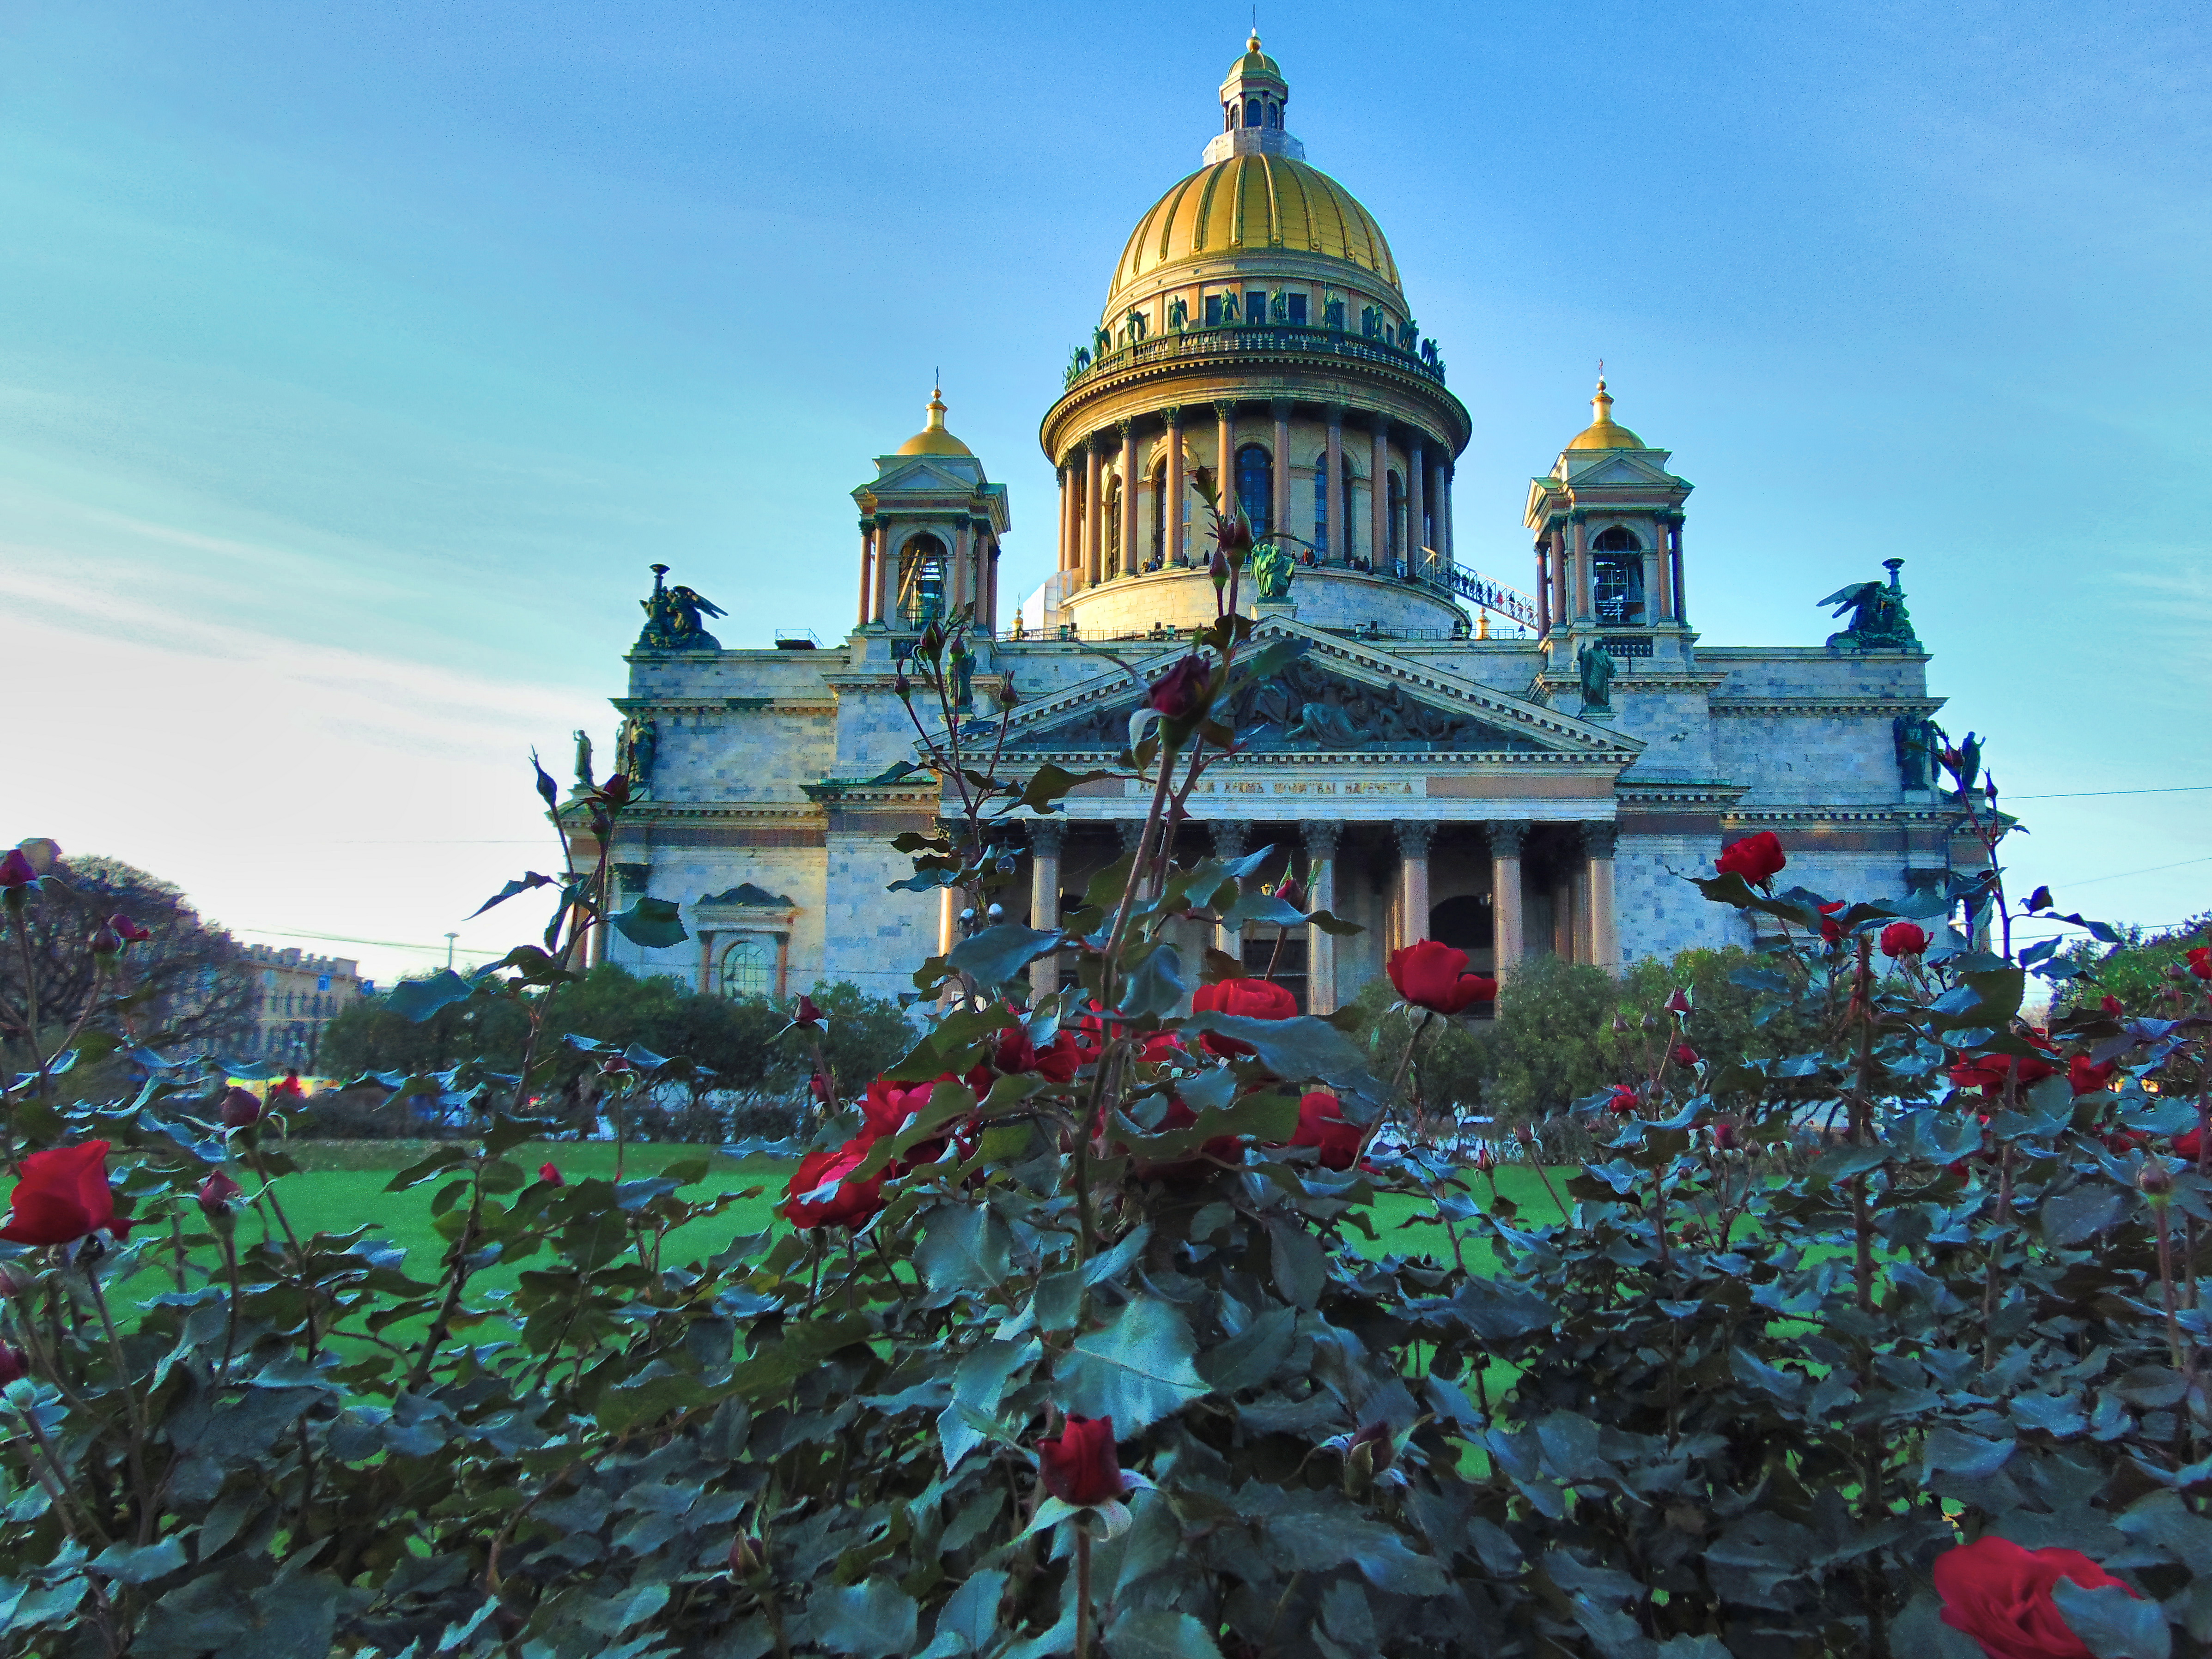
[2006,784,2212,801]
[2060,854,2212,889]
[235,926,500,957]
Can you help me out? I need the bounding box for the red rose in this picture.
[2067,1056,2115,1096]
[2100,994,2124,1017]
[2173,1128,2205,1162]
[1386,940,1498,1017]
[0,848,37,892]
[1711,1118,1741,1150]
[219,1087,262,1129]
[2188,947,2212,982]
[1146,654,1212,722]
[0,1344,25,1384]
[107,912,151,944]
[1037,1414,1125,1506]
[1817,900,1848,945]
[1290,1092,1366,1171]
[2104,1130,2147,1155]
[1714,831,1786,886]
[793,993,826,1027]
[197,1170,243,1211]
[858,1077,936,1145]
[808,1071,834,1107]
[538,1162,565,1187]
[1475,1147,1497,1174]
[1192,977,1299,1056]
[1073,1002,1125,1062]
[1880,921,1931,959]
[1035,1032,1083,1083]
[2,1142,126,1245]
[780,1139,885,1229]
[1137,1032,1189,1065]
[1671,1042,1700,1068]
[991,1026,1039,1075]
[1934,1535,2137,1659]
[1607,1084,1639,1116]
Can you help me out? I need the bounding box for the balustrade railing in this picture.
[1063,323,1447,391]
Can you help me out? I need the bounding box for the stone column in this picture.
[1586,823,1620,972]
[875,523,898,625]
[1406,434,1427,569]
[1164,407,1185,564]
[1301,820,1340,1013]
[1639,541,1661,628]
[858,519,875,630]
[1488,822,1527,978]
[1214,401,1238,523]
[1571,514,1592,622]
[1649,515,1674,622]
[1394,819,1434,949]
[1565,836,1589,963]
[982,537,999,635]
[1369,417,1391,569]
[1270,399,1291,540]
[774,932,791,1004]
[1056,464,1073,573]
[1210,821,1250,954]
[1118,420,1139,576]
[1028,820,1063,996]
[1083,438,1104,589]
[1669,518,1688,625]
[951,519,972,615]
[938,886,960,959]
[1324,404,1345,561]
[697,929,715,995]
[1534,539,1551,635]
[1441,457,1455,563]
[1550,528,1568,635]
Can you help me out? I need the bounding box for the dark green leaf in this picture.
[386,970,474,1023]
[1106,1609,1224,1659]
[1199,1306,1297,1393]
[1055,1296,1208,1432]
[2042,1184,2130,1246]
[469,872,554,918]
[816,1578,919,1659]
[948,924,1064,988]
[608,896,689,948]
[1123,943,1187,1019]
[2050,1579,2170,1659]
[89,1537,186,1584]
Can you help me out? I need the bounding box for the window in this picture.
[720,939,771,1000]
[1592,526,1641,552]
[1235,443,1273,538]
[1267,101,1280,128]
[1593,556,1646,624]
[1203,293,1223,327]
[1245,97,1261,127]
[899,533,947,627]
[1244,290,1267,326]
[1285,292,1307,326]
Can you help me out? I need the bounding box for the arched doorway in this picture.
[899,533,947,628]
[1428,894,1495,952]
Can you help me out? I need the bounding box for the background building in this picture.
[579,37,1979,1011]
[238,943,371,1068]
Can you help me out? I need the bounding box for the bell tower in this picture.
[852,385,1011,636]
[1524,377,1694,668]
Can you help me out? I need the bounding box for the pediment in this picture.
[986,621,1637,759]
[1563,450,1678,487]
[870,455,983,495]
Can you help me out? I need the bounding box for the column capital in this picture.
[1117,819,1146,853]
[1028,819,1065,857]
[1212,399,1240,419]
[1393,818,1435,857]
[1366,411,1394,436]
[1161,404,1183,426]
[1583,822,1619,859]
[1116,417,1136,439]
[1568,508,1589,524]
[1300,819,1341,859]
[1323,401,1346,425]
[1209,821,1251,860]
[1269,396,1293,418]
[1486,821,1528,858]
[858,516,876,531]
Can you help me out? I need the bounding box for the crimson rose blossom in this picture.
[1949,1049,2060,1093]
[1037,1414,1124,1506]
[1671,1043,1700,1068]
[1191,977,1298,1057]
[1290,1092,1365,1171]
[1145,654,1211,721]
[197,1170,243,1211]
[2188,946,2212,982]
[792,993,826,1028]
[1607,1084,1639,1116]
[107,912,151,944]
[1880,921,1931,959]
[1714,830,1786,885]
[780,1140,885,1229]
[1386,940,1498,1017]
[1817,900,1848,945]
[0,849,37,892]
[1,1142,128,1245]
[1933,1535,2137,1659]
[2067,1056,2116,1096]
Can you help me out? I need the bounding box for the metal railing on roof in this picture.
[1063,323,1447,391]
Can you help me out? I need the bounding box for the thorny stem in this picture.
[81,1265,153,1543]
[1075,1525,1094,1659]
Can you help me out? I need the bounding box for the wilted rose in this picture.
[1386,940,1497,1017]
[1714,831,1786,886]
[1037,1414,1124,1506]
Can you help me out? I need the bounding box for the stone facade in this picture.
[581,36,1978,1011]
[238,944,371,1066]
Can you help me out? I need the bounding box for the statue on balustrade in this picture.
[1360,305,1383,339]
[1166,296,1188,332]
[1323,294,1346,331]
[1820,558,1921,653]
[615,714,659,792]
[1093,324,1112,359]
[1398,316,1419,351]
[570,728,594,794]
[1066,345,1091,385]
[1269,293,1289,323]
[636,563,725,651]
[1125,306,1148,342]
[1220,291,1241,326]
[1891,711,1942,791]
[1251,541,1296,601]
[1576,639,1616,711]
[949,639,976,713]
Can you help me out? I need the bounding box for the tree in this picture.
[2054,910,2212,1013]
[1486,951,1621,1119]
[0,848,253,1073]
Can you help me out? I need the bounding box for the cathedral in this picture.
[582,37,1965,1012]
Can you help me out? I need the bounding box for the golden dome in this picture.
[895,385,973,457]
[1565,377,1644,451]
[1107,152,1400,306]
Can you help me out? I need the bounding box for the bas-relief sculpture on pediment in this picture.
[1003,658,1546,755]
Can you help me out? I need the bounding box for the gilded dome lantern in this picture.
[1038,36,1476,642]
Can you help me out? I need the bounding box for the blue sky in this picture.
[3,0,2206,987]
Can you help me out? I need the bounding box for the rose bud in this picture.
[1037,1414,1125,1507]
[90,926,123,960]
[1665,989,1691,1015]
[1513,1123,1535,1146]
[1475,1147,1497,1174]
[1607,1084,1639,1116]
[600,1054,635,1077]
[727,1534,764,1579]
[793,995,826,1028]
[1712,1118,1740,1150]
[220,1088,262,1130]
[994,673,1020,711]
[1672,1042,1700,1067]
[0,1262,32,1299]
[2023,885,2053,912]
[1215,514,1253,560]
[1146,654,1213,721]
[893,669,912,698]
[2101,994,2125,1016]
[2140,1162,2174,1197]
[808,1071,834,1107]
[1208,549,1230,589]
[2188,947,2212,982]
[0,1345,26,1385]
[599,774,632,807]
[197,1170,243,1212]
[537,1162,564,1187]
[918,620,945,660]
[0,848,37,893]
[108,913,151,944]
[1273,876,1304,911]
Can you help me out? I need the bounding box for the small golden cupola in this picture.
[1565,376,1645,452]
[895,384,974,458]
